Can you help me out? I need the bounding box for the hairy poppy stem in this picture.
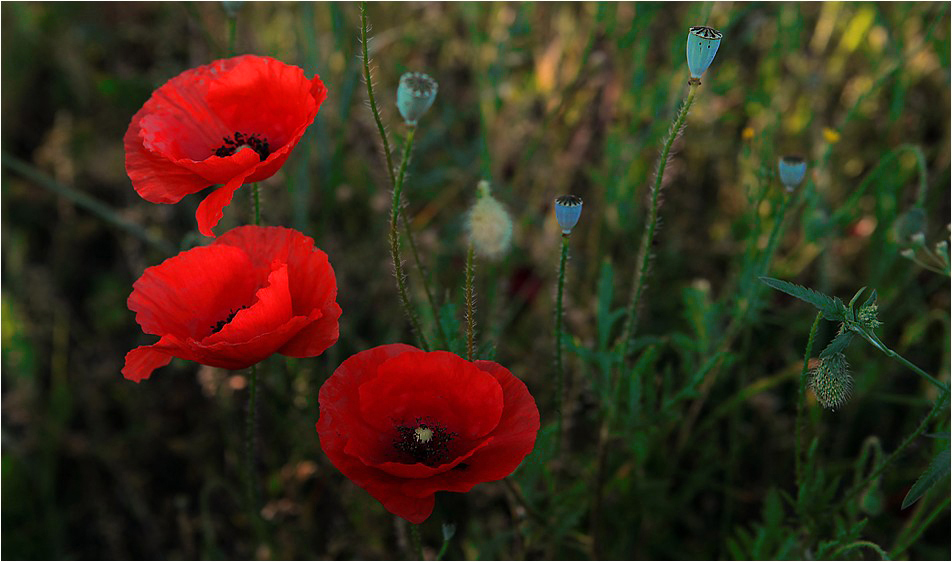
[390,128,429,350]
[226,15,237,57]
[244,363,264,545]
[554,235,570,454]
[252,183,261,226]
[796,312,822,501]
[409,523,424,560]
[361,2,437,350]
[618,82,699,364]
[465,243,476,361]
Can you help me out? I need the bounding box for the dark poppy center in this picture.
[210,305,249,335]
[214,131,270,161]
[393,417,457,467]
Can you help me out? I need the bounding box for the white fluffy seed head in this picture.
[466,180,513,260]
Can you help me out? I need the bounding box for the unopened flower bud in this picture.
[397,72,438,126]
[778,155,807,191]
[809,352,853,410]
[858,303,882,331]
[554,195,583,235]
[467,180,512,260]
[686,26,722,80]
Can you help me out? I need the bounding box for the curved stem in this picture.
[860,329,949,392]
[830,541,889,561]
[465,243,476,361]
[389,127,429,350]
[554,235,570,453]
[619,82,699,363]
[796,313,823,502]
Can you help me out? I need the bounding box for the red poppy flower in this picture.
[124,55,327,237]
[122,225,341,382]
[316,345,540,523]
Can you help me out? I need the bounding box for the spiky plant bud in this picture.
[809,352,853,410]
[466,180,512,260]
[858,303,882,331]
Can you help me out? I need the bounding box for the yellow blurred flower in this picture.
[823,128,841,143]
[741,127,755,140]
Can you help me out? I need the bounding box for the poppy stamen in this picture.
[210,305,249,334]
[214,131,271,161]
[393,417,456,466]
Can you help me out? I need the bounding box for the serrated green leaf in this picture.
[820,332,854,358]
[861,288,878,310]
[901,447,951,509]
[759,277,848,321]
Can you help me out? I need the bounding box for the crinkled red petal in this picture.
[358,351,504,441]
[127,244,259,340]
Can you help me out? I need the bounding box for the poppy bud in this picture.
[686,26,722,79]
[554,195,583,235]
[809,352,853,410]
[397,72,438,126]
[467,180,513,260]
[778,155,807,191]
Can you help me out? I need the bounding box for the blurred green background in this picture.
[2,2,950,559]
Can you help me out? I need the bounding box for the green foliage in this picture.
[902,446,951,510]
[759,276,848,322]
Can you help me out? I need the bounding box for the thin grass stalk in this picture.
[554,235,570,453]
[796,313,823,500]
[465,243,476,361]
[1,152,175,254]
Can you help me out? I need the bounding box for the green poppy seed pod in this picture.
[686,26,722,79]
[467,181,513,260]
[809,353,853,410]
[554,195,583,235]
[778,155,807,191]
[397,72,438,126]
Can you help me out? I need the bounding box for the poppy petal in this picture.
[359,351,504,441]
[215,226,339,316]
[124,114,211,204]
[122,342,174,383]
[202,261,293,345]
[128,244,259,340]
[279,301,341,357]
[195,170,254,238]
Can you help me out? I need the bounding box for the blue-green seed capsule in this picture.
[554,195,583,235]
[778,155,807,191]
[397,72,438,126]
[686,26,722,79]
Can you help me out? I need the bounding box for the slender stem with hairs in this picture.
[244,363,265,547]
[227,16,237,56]
[388,127,429,350]
[554,235,570,452]
[465,243,476,361]
[252,183,261,226]
[361,1,441,348]
[619,82,699,363]
[409,523,424,560]
[796,313,823,500]
[859,330,949,393]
